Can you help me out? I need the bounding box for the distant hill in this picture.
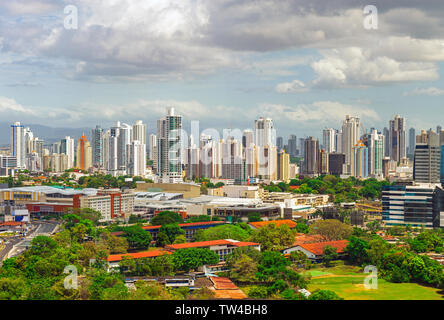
[0,122,92,147]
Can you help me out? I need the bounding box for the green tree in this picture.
[248,212,262,222]
[345,236,369,265]
[309,289,343,300]
[322,245,338,267]
[309,219,353,240]
[194,224,252,242]
[172,248,219,272]
[121,225,152,249]
[159,224,185,244]
[251,224,295,251]
[151,211,184,226]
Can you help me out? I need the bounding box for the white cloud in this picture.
[275,79,308,93]
[311,47,439,88]
[404,87,444,96]
[258,101,380,124]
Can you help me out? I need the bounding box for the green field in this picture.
[306,264,444,300]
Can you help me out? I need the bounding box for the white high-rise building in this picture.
[60,136,75,169]
[323,128,336,153]
[254,117,275,147]
[157,108,183,182]
[127,140,146,177]
[118,123,132,170]
[335,129,343,154]
[242,129,254,149]
[367,129,385,177]
[132,120,146,145]
[11,122,25,169]
[341,115,362,175]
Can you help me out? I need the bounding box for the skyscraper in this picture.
[10,122,25,169]
[75,134,92,171]
[157,107,183,181]
[352,141,368,178]
[277,150,290,181]
[132,120,147,145]
[389,115,406,162]
[127,140,146,177]
[366,129,384,177]
[118,123,132,170]
[91,125,103,167]
[408,127,416,157]
[276,136,284,152]
[242,129,254,149]
[287,135,298,157]
[341,115,362,175]
[304,137,319,175]
[323,128,336,153]
[254,117,275,147]
[413,130,441,184]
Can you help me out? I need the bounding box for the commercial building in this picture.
[73,189,135,221]
[413,130,441,184]
[328,153,345,175]
[382,184,444,228]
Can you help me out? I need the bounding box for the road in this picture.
[0,221,60,265]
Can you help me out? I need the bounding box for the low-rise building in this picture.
[165,239,260,261]
[282,239,349,262]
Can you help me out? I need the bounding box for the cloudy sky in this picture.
[1,0,444,139]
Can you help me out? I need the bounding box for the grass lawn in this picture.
[307,263,444,300]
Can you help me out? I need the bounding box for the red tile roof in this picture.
[141,221,225,231]
[165,239,259,250]
[293,233,326,246]
[298,240,349,256]
[210,277,238,290]
[111,221,226,235]
[249,219,297,229]
[107,250,171,262]
[0,221,25,227]
[209,277,248,299]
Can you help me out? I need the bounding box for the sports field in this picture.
[306,264,444,300]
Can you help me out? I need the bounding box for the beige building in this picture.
[43,153,69,172]
[277,150,290,182]
[135,182,201,199]
[75,189,135,222]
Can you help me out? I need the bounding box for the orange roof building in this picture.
[165,239,260,261]
[283,239,349,261]
[249,219,297,229]
[107,250,171,263]
[209,277,248,299]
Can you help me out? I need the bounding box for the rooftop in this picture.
[107,250,171,262]
[165,239,260,250]
[0,186,98,196]
[298,240,349,256]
